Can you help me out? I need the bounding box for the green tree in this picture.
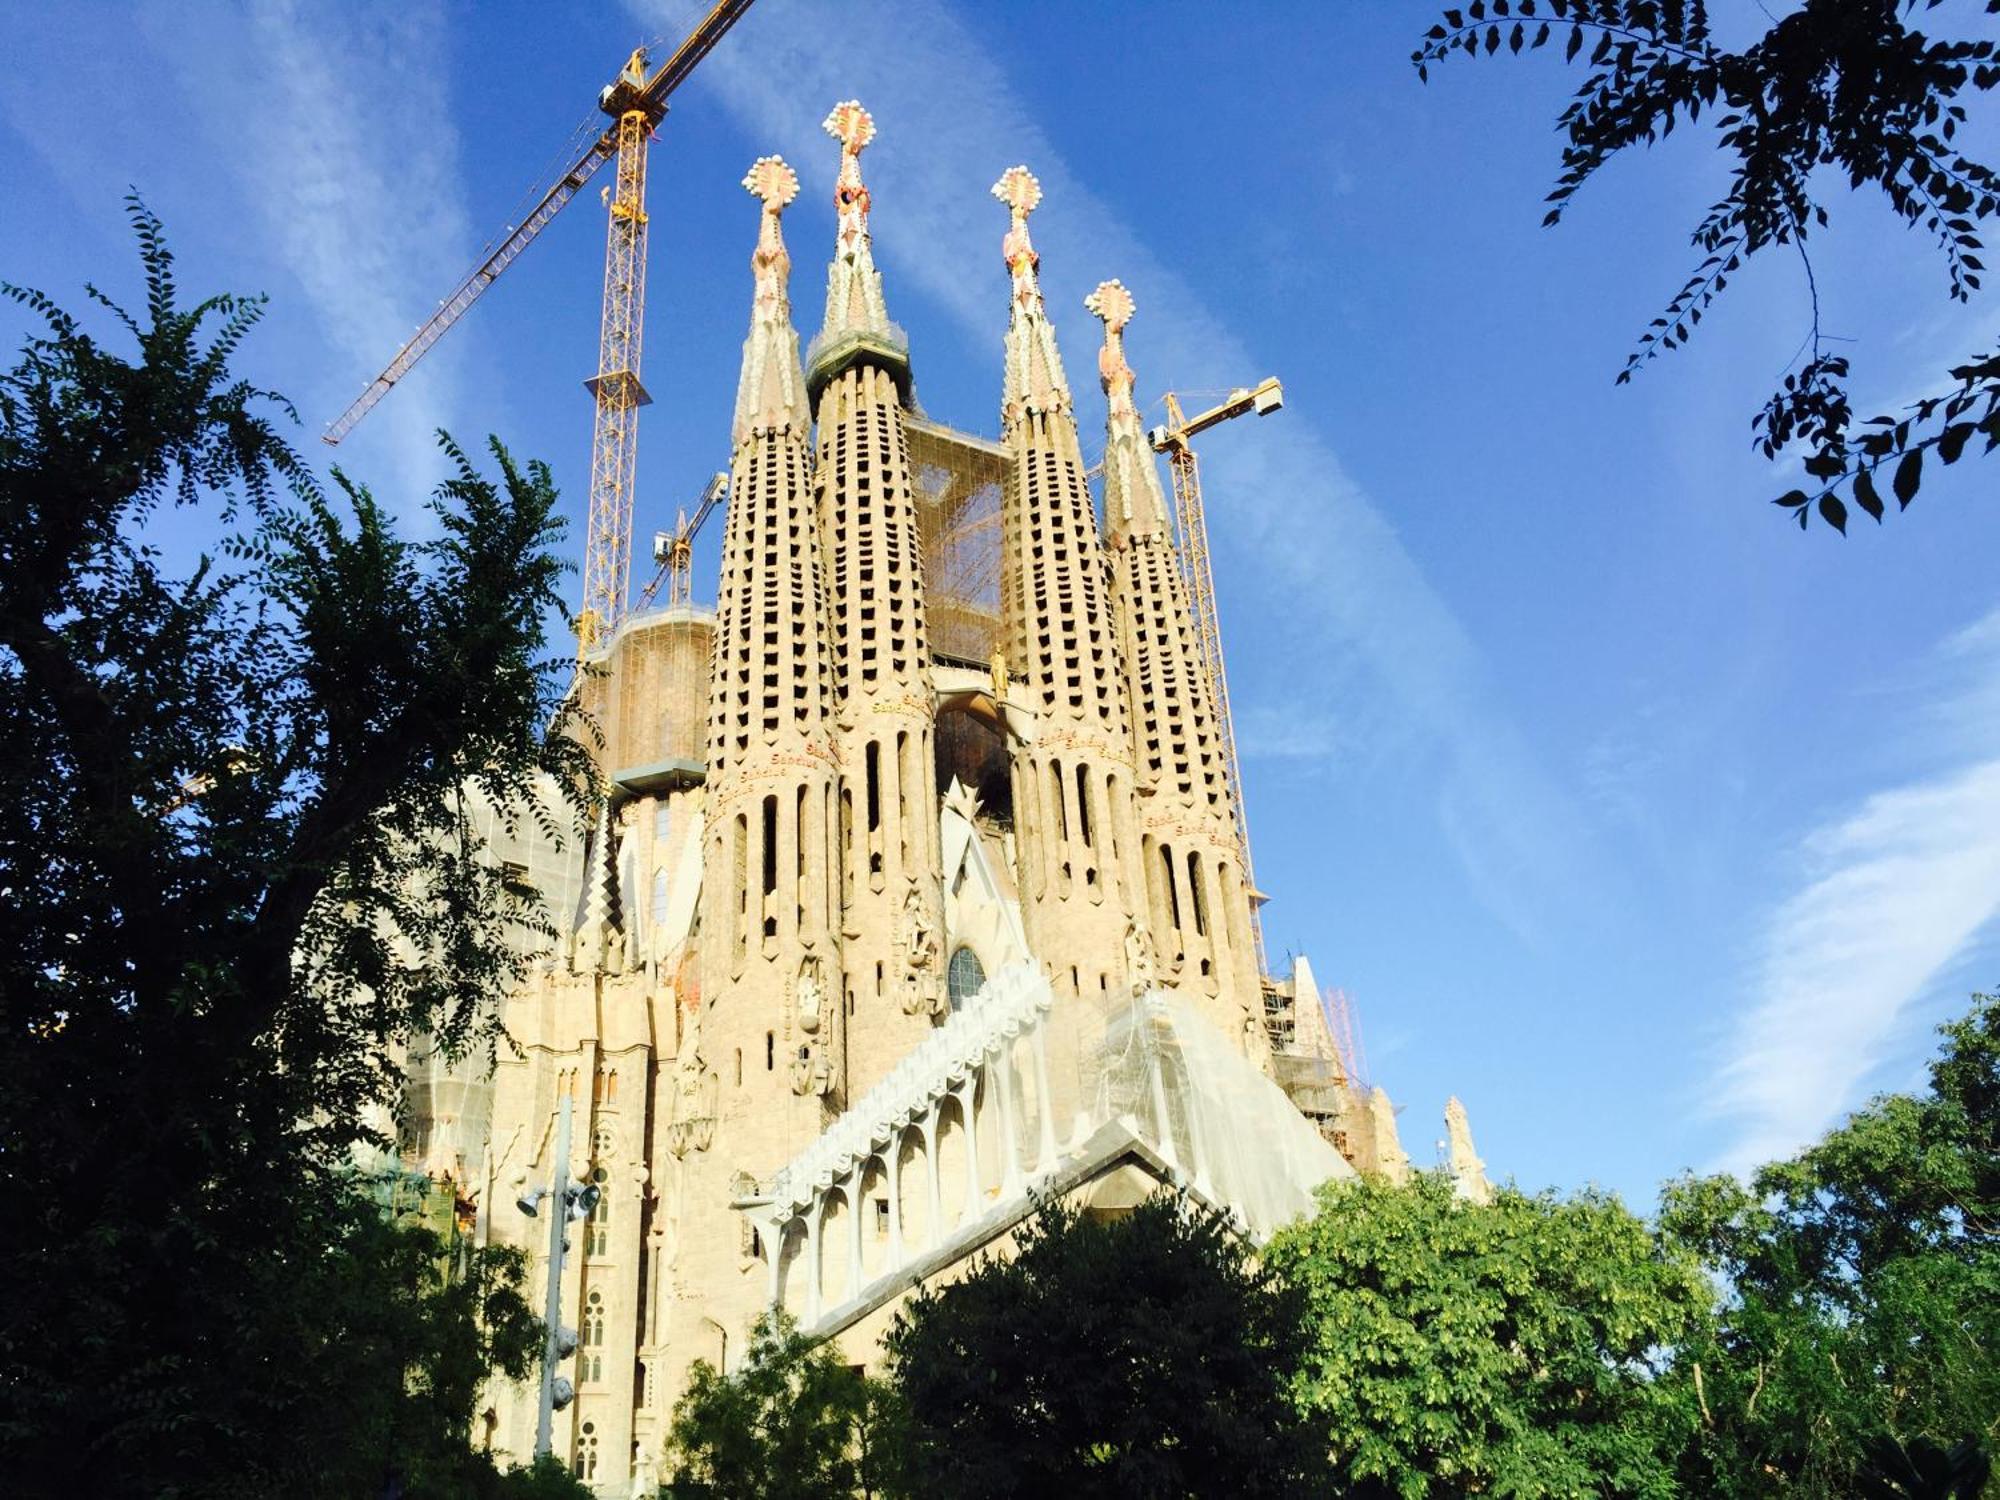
[1659,991,2000,1497]
[1267,1172,1710,1500]
[0,204,591,1496]
[1414,0,2000,532]
[884,1193,1321,1500]
[661,1312,894,1500]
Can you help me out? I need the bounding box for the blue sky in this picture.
[5,1,1996,1208]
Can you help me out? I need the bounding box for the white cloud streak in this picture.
[144,0,475,502]
[1715,606,2000,1175]
[655,0,1603,940]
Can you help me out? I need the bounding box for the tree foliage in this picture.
[1414,0,2000,532]
[0,203,591,1496]
[650,995,1997,1498]
[1658,991,2000,1497]
[884,1193,1321,1500]
[1267,1172,1709,1499]
[661,1312,897,1500]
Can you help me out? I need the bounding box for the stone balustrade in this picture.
[744,962,1068,1327]
[742,973,1352,1335]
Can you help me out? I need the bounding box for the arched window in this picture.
[583,1289,605,1348]
[574,1420,598,1480]
[946,947,986,1013]
[587,1167,610,1257]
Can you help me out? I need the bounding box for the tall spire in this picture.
[816,101,898,354]
[993,165,1072,425]
[989,166,1141,1003]
[1086,279,1171,540]
[701,151,844,1101]
[1094,276,1263,1056]
[734,156,808,447]
[808,100,942,1094]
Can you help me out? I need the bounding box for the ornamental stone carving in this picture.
[1123,914,1158,995]
[793,952,828,1035]
[896,885,942,1016]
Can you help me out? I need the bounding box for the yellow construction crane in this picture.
[1147,376,1283,971]
[320,0,756,654]
[639,471,729,611]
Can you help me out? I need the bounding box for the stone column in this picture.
[957,1076,983,1222]
[923,1100,944,1245]
[995,1043,1023,1194]
[846,1171,864,1302]
[804,1204,822,1325]
[884,1141,905,1268]
[1030,1021,1059,1171]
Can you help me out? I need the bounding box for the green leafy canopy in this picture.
[1268,1172,1709,1500]
[0,200,593,1497]
[1415,0,2000,533]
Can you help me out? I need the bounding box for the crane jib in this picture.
[320,132,620,445]
[319,0,755,446]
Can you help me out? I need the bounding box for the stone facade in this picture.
[407,105,1476,1495]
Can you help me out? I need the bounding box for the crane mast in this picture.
[638,471,728,611]
[579,52,664,653]
[1150,377,1283,975]
[319,0,757,653]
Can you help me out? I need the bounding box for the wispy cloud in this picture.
[1714,606,2000,1175]
[143,0,475,502]
[658,0,1604,941]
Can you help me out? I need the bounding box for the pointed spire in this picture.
[572,802,620,974]
[1367,1086,1412,1185]
[1086,278,1172,540]
[1446,1097,1494,1204]
[818,101,896,347]
[993,165,1073,426]
[734,155,809,446]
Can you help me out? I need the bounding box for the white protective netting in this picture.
[1084,988,1354,1240]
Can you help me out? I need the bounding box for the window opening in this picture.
[587,1166,610,1256]
[946,947,986,1012]
[1186,850,1208,937]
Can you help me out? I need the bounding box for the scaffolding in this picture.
[907,415,1006,669]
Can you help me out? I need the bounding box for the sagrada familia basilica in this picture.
[400,102,1491,1492]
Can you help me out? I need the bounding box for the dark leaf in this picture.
[1852,467,1885,520]
[1893,448,1923,506]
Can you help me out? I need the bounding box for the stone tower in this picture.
[672,154,843,1378]
[1088,280,1266,1057]
[807,103,945,1093]
[991,167,1143,1002]
[454,114,1480,1491]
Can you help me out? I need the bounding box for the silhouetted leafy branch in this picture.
[1415,0,2000,532]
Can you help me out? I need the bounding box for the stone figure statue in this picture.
[1124,914,1158,995]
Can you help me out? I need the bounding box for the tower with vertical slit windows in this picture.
[449,109,1458,1489]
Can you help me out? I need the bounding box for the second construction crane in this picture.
[1148,377,1284,969]
[323,1,755,653]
